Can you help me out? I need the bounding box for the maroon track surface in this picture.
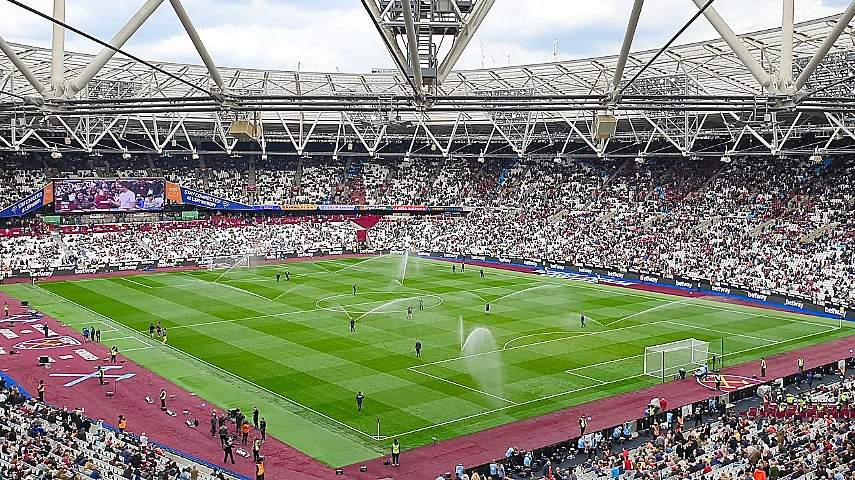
[0,300,347,480]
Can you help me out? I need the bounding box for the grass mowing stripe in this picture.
[34,283,381,441]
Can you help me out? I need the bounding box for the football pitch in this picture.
[5,255,850,466]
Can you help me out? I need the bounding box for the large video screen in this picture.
[53,178,166,213]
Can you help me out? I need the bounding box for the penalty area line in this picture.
[407,366,518,405]
[601,299,685,327]
[118,277,152,289]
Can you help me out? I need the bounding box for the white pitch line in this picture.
[33,284,379,440]
[119,277,152,289]
[383,372,650,440]
[503,331,569,350]
[408,367,518,405]
[680,300,839,329]
[121,346,154,353]
[489,284,556,303]
[601,299,685,327]
[461,291,488,303]
[272,284,303,302]
[564,371,606,384]
[333,254,390,274]
[663,321,774,343]
[210,281,273,302]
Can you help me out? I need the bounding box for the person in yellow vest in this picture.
[160,388,167,410]
[255,458,265,480]
[798,357,804,373]
[785,393,795,405]
[391,438,401,466]
[118,415,127,433]
[98,366,106,386]
[760,358,766,377]
[579,415,587,436]
[715,374,723,391]
[252,438,261,462]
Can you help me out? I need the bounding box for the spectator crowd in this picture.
[0,154,851,305]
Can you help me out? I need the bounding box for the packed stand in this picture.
[0,377,235,479]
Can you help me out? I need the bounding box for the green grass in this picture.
[4,255,850,466]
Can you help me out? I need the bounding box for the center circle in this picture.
[316,292,444,315]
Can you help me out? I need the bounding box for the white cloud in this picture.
[0,0,848,74]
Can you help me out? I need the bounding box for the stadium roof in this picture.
[2,3,855,159]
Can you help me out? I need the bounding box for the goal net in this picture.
[644,338,709,380]
[207,255,251,271]
[209,255,252,283]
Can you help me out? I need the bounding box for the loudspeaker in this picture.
[38,356,49,365]
[335,469,343,476]
[360,466,368,472]
[229,121,257,140]
[595,114,617,139]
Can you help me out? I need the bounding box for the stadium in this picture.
[0,0,854,479]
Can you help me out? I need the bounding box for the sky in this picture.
[0,0,851,74]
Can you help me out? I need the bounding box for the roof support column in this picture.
[437,0,495,83]
[65,0,165,97]
[690,0,774,92]
[613,0,644,91]
[795,0,855,91]
[169,0,225,90]
[0,35,47,96]
[401,0,424,99]
[51,0,66,96]
[780,0,794,90]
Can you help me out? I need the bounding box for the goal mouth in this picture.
[643,338,710,380]
[207,255,253,283]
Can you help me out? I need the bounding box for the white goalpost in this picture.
[210,254,252,283]
[644,338,709,382]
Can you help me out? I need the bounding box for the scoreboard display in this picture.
[53,178,166,214]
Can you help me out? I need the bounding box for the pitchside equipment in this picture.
[644,338,709,382]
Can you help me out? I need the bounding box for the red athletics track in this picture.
[0,300,350,480]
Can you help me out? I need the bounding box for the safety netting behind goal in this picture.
[644,338,709,380]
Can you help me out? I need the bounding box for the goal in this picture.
[208,254,251,272]
[644,338,709,381]
[209,254,252,283]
